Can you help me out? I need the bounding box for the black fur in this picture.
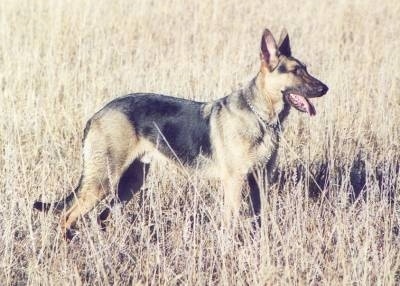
[98,160,150,225]
[277,64,288,74]
[248,172,262,228]
[278,35,291,57]
[278,100,291,124]
[107,94,212,166]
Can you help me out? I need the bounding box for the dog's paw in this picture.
[64,228,78,241]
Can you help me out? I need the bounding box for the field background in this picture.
[1,0,400,284]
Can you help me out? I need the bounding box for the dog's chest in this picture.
[252,127,279,163]
[213,125,279,174]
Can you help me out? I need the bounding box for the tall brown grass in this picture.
[1,0,399,284]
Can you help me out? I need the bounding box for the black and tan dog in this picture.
[34,28,328,239]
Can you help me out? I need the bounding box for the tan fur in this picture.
[208,88,280,225]
[60,110,152,232]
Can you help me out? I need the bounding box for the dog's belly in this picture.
[138,148,219,179]
[139,148,214,169]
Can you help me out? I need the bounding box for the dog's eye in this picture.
[292,67,301,75]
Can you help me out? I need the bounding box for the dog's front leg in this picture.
[222,175,244,227]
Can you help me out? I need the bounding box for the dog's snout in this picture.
[318,84,328,95]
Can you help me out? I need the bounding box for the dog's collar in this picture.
[243,94,281,132]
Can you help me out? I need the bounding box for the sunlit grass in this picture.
[1,0,399,284]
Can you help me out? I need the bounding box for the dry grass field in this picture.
[1,0,400,284]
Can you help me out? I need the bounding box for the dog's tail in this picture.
[33,192,75,213]
[33,176,82,213]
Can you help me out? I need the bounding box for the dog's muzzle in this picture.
[284,83,328,116]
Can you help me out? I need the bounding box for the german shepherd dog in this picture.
[34,28,328,239]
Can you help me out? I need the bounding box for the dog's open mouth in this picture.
[287,93,316,116]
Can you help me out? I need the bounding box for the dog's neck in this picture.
[241,77,290,129]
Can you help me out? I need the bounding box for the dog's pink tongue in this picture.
[291,94,316,116]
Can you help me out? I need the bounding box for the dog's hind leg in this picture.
[60,155,135,239]
[61,179,108,239]
[60,110,140,239]
[98,160,150,227]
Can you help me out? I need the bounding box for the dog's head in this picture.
[257,29,328,116]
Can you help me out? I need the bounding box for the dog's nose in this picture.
[318,84,328,95]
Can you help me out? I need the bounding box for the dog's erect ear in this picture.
[278,28,291,57]
[260,29,279,70]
